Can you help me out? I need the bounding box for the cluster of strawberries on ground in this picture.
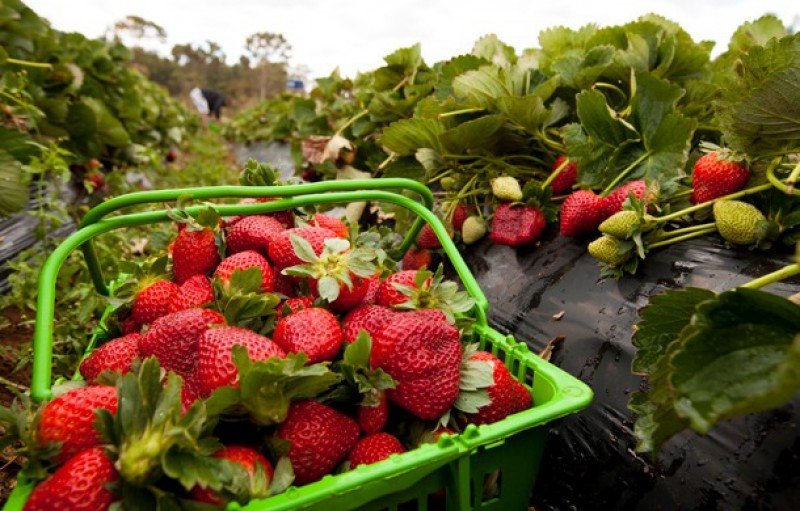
[21,197,532,510]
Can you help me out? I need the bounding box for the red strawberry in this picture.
[602,179,647,217]
[180,377,202,412]
[138,308,225,377]
[226,215,285,256]
[374,270,420,307]
[130,279,179,328]
[360,275,381,305]
[36,386,118,463]
[79,333,141,384]
[191,446,274,505]
[224,198,294,229]
[272,308,343,363]
[460,351,531,426]
[195,326,286,397]
[268,227,338,270]
[559,190,606,237]
[347,432,405,468]
[451,204,473,232]
[371,311,461,420]
[214,250,274,293]
[308,274,369,313]
[168,275,214,313]
[489,204,547,247]
[276,400,359,485]
[342,305,396,343]
[276,296,315,320]
[416,224,443,249]
[690,151,750,204]
[172,228,220,284]
[549,155,578,195]
[24,447,119,510]
[358,390,389,434]
[311,213,349,238]
[401,248,433,271]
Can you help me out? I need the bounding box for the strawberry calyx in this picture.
[282,234,378,304]
[211,267,281,331]
[332,331,396,406]
[390,265,476,325]
[451,343,494,416]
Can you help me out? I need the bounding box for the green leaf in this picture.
[0,149,29,217]
[471,34,516,67]
[289,233,319,263]
[452,66,512,108]
[0,126,38,163]
[632,287,716,374]
[670,288,800,432]
[343,331,371,368]
[727,15,788,54]
[317,275,340,302]
[380,118,445,155]
[381,157,426,180]
[269,456,295,494]
[440,114,506,154]
[496,95,566,133]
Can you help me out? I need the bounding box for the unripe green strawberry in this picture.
[490,176,522,202]
[461,216,487,244]
[712,200,768,245]
[588,235,630,266]
[599,211,640,239]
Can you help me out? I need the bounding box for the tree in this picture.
[244,32,292,99]
[106,16,167,44]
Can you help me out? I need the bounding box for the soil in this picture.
[0,307,33,504]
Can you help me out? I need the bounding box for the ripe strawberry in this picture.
[690,152,750,204]
[130,279,179,328]
[272,266,296,297]
[347,432,405,468]
[402,247,433,271]
[276,400,359,486]
[371,311,461,420]
[713,200,768,245]
[138,308,225,377]
[276,296,315,320]
[224,198,294,229]
[308,274,370,313]
[191,446,274,506]
[559,190,606,237]
[214,250,275,293]
[374,270,421,307]
[360,275,381,305]
[168,274,214,313]
[358,390,389,434]
[489,204,546,247]
[416,224,443,250]
[549,155,578,195]
[85,172,106,194]
[180,377,202,412]
[23,447,119,510]
[342,305,396,343]
[36,386,118,463]
[451,204,473,232]
[79,333,141,384]
[195,326,287,397]
[172,227,220,285]
[311,213,349,238]
[602,179,648,217]
[272,307,343,363]
[460,351,531,426]
[268,227,338,270]
[226,215,285,256]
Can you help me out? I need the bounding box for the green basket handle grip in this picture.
[32,189,489,401]
[79,179,434,296]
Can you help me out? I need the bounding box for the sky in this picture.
[24,0,800,83]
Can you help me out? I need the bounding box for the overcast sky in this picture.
[25,0,799,82]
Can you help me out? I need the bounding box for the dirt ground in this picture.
[0,307,34,503]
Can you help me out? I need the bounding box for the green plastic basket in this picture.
[5,178,592,511]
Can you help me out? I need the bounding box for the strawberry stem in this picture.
[600,151,651,197]
[740,263,800,290]
[377,152,397,171]
[654,183,773,223]
[438,107,485,119]
[5,57,52,69]
[646,225,717,249]
[653,222,716,240]
[541,157,569,189]
[335,109,369,137]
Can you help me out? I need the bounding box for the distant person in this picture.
[189,87,228,125]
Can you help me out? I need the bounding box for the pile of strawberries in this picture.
[13,196,533,510]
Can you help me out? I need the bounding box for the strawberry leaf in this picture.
[269,456,295,495]
[289,233,319,264]
[380,118,445,155]
[317,275,341,302]
[343,331,371,368]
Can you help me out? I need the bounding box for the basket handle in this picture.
[79,179,435,296]
[32,189,489,401]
